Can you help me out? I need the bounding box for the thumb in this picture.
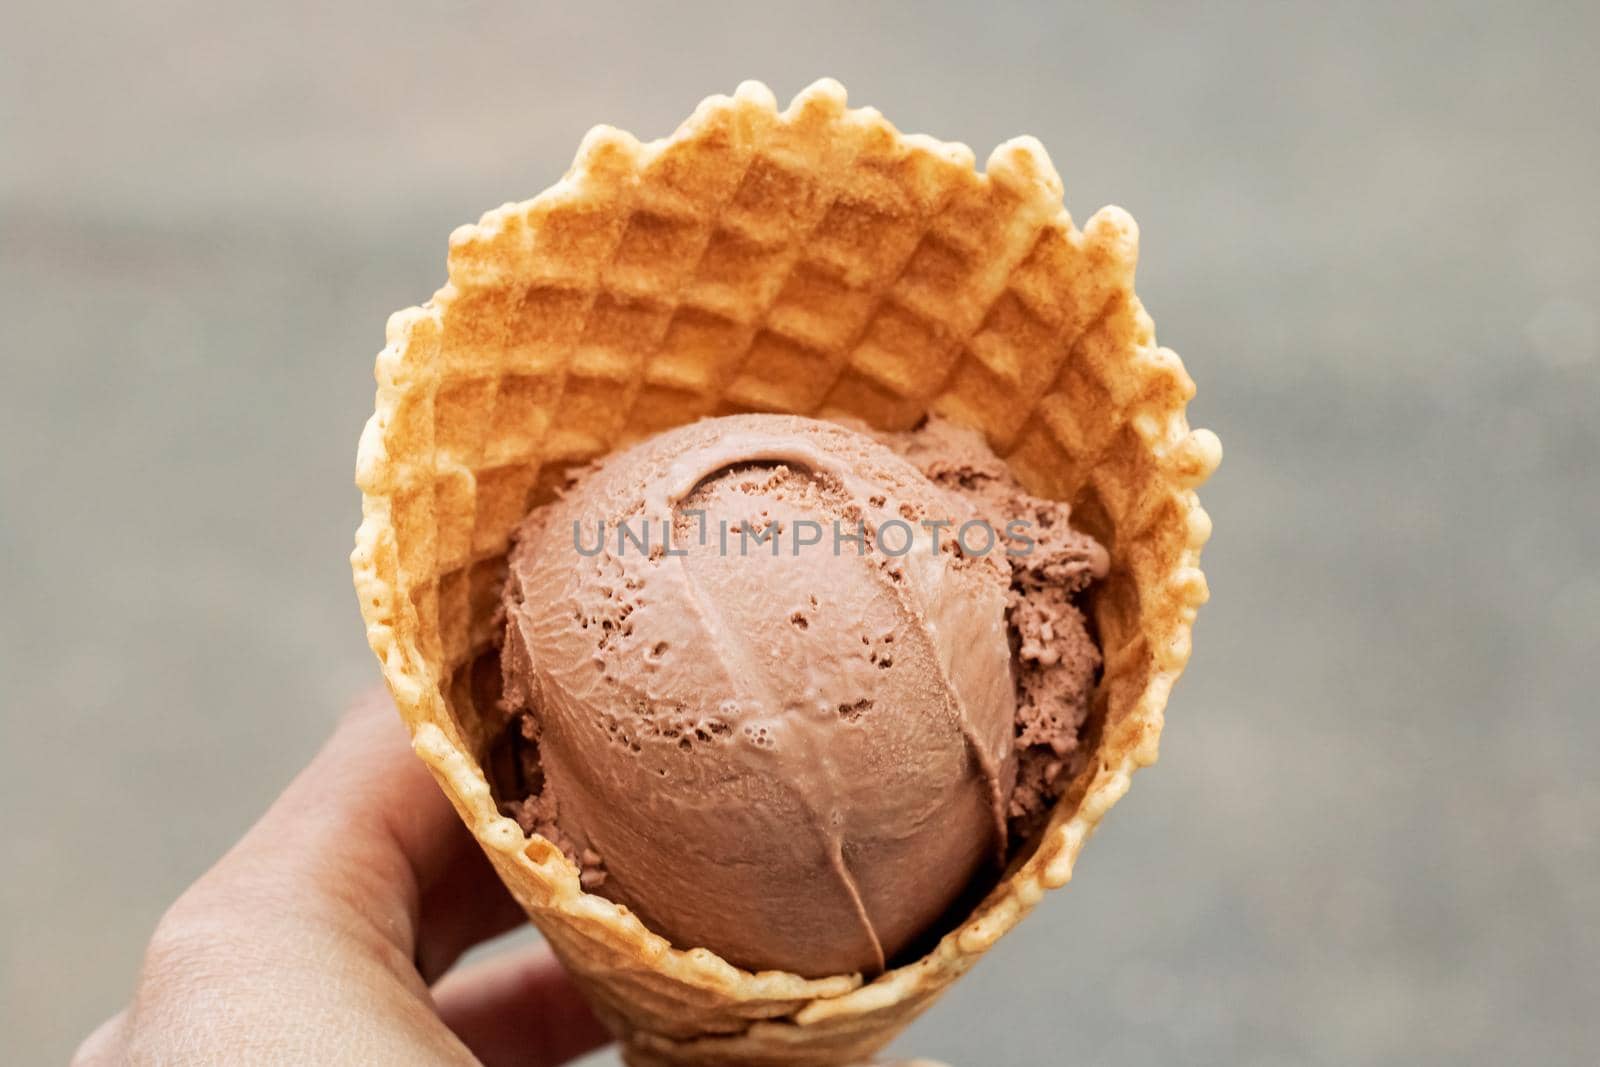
[432,941,610,1067]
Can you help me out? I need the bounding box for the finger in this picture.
[69,1010,126,1066]
[320,689,531,980]
[433,942,611,1067]
[414,828,530,982]
[200,687,520,978]
[264,686,463,888]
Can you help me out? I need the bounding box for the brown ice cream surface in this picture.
[495,414,1105,978]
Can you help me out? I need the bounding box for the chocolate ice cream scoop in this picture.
[497,414,1104,977]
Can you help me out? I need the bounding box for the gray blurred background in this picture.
[4,2,1597,1064]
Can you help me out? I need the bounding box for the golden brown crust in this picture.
[352,78,1219,1065]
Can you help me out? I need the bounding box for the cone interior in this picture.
[353,79,1218,1067]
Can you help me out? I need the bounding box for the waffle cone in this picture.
[352,79,1218,1066]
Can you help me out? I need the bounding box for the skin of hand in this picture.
[71,688,952,1067]
[72,688,609,1067]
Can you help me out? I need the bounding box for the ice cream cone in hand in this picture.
[353,79,1218,1067]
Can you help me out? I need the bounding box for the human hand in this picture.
[72,688,610,1066]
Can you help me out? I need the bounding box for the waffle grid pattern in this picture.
[353,79,1218,1067]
